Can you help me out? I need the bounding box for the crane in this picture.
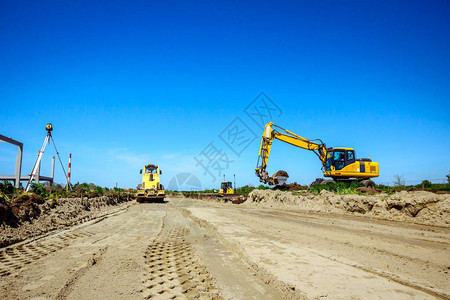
[255,122,379,188]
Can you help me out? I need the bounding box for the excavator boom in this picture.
[256,122,327,185]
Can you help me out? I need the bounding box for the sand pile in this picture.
[0,195,133,247]
[244,190,449,226]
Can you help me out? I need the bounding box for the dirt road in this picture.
[180,199,449,299]
[0,197,448,299]
[0,200,279,299]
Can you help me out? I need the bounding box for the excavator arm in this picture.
[255,122,328,185]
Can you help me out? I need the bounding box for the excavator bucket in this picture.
[271,170,289,186]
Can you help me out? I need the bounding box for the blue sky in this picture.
[1,0,449,189]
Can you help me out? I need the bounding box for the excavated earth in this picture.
[0,191,448,299]
[0,194,133,248]
[245,189,450,227]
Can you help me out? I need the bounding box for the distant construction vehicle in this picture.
[219,181,234,194]
[136,164,165,202]
[255,122,379,189]
[217,176,243,201]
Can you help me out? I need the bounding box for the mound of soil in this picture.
[285,183,308,191]
[244,189,450,227]
[355,187,381,195]
[272,170,289,178]
[271,183,308,192]
[0,195,133,248]
[0,194,45,227]
[183,193,247,204]
[0,203,9,223]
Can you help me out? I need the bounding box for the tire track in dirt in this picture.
[245,209,450,298]
[55,246,108,300]
[0,231,94,277]
[176,206,305,300]
[0,208,128,275]
[142,212,221,299]
[248,210,450,249]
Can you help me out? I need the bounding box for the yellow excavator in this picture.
[255,122,379,189]
[136,164,165,202]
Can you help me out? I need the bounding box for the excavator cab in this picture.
[325,148,356,171]
[324,147,378,185]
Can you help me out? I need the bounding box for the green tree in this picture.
[421,180,432,188]
[236,185,255,194]
[79,183,90,192]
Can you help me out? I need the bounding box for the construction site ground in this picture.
[0,192,449,299]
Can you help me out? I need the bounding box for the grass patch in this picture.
[308,181,364,194]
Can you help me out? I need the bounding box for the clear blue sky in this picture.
[1,0,449,189]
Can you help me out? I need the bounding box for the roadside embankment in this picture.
[183,193,247,204]
[0,194,133,247]
[244,190,450,226]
